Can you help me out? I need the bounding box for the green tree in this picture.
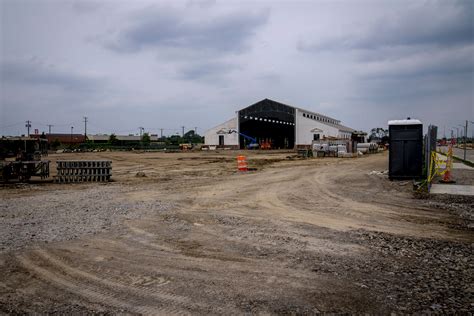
[108,134,120,146]
[183,130,204,144]
[368,128,389,143]
[51,138,61,149]
[141,133,151,146]
[168,134,182,145]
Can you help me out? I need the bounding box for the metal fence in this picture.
[424,125,438,177]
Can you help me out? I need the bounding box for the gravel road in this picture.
[0,151,472,313]
[0,184,171,252]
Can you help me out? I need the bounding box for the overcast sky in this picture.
[1,0,473,137]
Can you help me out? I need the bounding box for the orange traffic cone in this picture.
[440,142,456,184]
[237,155,248,172]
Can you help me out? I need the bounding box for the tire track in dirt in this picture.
[5,152,470,314]
[18,252,169,315]
[190,158,458,238]
[125,224,182,253]
[304,162,464,238]
[250,166,372,230]
[18,249,195,315]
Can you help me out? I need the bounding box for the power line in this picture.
[34,121,81,127]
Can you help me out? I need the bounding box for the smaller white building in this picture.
[204,118,239,148]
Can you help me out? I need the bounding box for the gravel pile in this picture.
[0,184,171,252]
[251,222,473,313]
[350,231,473,313]
[423,195,474,229]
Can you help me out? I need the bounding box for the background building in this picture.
[87,134,159,144]
[31,133,86,146]
[205,98,354,149]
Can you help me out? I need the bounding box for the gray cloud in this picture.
[255,73,281,83]
[1,59,105,92]
[175,61,238,80]
[296,0,473,124]
[299,1,472,53]
[357,45,474,80]
[70,0,103,14]
[185,0,216,9]
[1,1,471,136]
[106,7,269,56]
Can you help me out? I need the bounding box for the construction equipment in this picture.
[1,137,112,183]
[259,138,272,150]
[0,137,50,182]
[227,130,259,149]
[179,143,193,150]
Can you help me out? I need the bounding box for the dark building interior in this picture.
[238,99,295,149]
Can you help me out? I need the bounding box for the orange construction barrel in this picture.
[237,155,248,171]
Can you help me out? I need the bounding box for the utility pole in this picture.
[181,126,185,137]
[160,128,163,138]
[47,124,53,134]
[71,126,74,144]
[83,116,88,140]
[463,120,468,161]
[25,120,31,136]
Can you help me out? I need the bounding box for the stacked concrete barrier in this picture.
[357,143,379,154]
[55,160,112,183]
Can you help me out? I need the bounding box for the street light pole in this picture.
[470,121,474,149]
[452,127,459,144]
[459,122,467,160]
[465,120,469,160]
[71,126,74,144]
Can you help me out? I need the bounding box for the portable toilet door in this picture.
[388,118,423,180]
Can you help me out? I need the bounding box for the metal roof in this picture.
[388,119,422,125]
[239,98,354,132]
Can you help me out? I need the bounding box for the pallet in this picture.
[54,160,112,183]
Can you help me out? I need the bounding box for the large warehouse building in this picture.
[205,98,355,149]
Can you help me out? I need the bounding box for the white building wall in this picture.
[339,131,352,139]
[295,108,299,144]
[204,118,239,146]
[295,111,340,145]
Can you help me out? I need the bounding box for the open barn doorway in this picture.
[238,99,295,149]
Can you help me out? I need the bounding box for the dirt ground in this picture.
[0,150,473,314]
